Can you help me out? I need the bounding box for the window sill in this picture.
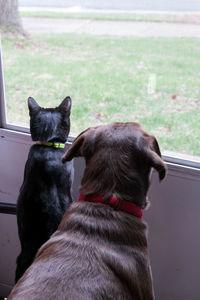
[0,127,200,173]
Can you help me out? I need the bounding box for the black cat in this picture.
[15,96,74,283]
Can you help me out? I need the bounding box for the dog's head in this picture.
[62,122,167,208]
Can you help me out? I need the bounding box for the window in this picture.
[1,3,200,166]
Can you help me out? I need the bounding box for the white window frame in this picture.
[0,38,200,170]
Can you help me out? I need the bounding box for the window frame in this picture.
[0,38,6,129]
[0,38,200,170]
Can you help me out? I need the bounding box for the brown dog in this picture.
[8,122,166,300]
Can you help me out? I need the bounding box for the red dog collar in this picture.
[78,194,143,219]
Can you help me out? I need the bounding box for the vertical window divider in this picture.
[0,37,7,128]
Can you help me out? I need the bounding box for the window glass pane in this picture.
[1,2,200,158]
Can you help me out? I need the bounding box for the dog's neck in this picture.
[78,194,143,218]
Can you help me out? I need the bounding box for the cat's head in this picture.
[28,97,72,143]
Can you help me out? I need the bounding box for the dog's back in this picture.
[15,97,73,282]
[10,201,153,300]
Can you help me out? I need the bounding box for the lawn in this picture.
[1,34,200,156]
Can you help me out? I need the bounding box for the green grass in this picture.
[20,11,200,24]
[1,34,200,156]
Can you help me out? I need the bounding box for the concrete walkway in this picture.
[22,17,200,37]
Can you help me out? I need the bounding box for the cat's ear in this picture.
[28,97,40,115]
[58,96,71,116]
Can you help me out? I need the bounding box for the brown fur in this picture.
[8,122,167,300]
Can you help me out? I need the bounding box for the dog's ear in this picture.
[58,96,71,116]
[145,136,167,181]
[28,97,40,115]
[62,128,92,163]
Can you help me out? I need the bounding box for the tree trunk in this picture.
[0,0,25,34]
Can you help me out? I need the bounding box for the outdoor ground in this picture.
[1,11,200,157]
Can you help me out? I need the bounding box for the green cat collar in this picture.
[36,141,65,149]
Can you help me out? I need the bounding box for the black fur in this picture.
[15,96,74,283]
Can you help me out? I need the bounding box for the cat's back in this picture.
[26,144,72,178]
[18,144,73,206]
